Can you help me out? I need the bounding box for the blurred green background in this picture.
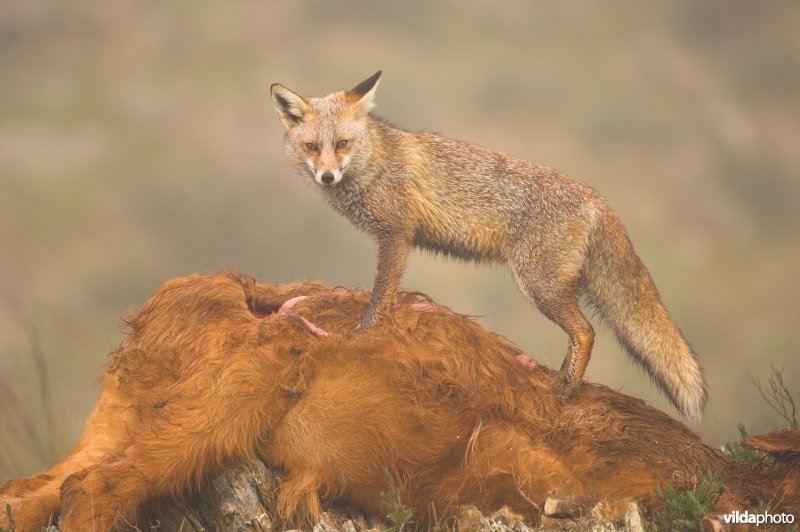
[1,1,799,480]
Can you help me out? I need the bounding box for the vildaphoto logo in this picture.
[722,510,795,526]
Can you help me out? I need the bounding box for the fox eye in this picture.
[335,139,348,149]
[305,142,319,152]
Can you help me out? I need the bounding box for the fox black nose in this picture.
[320,172,335,184]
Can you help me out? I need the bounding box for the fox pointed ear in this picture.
[271,83,312,130]
[346,70,382,119]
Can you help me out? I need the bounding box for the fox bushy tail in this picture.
[582,211,708,422]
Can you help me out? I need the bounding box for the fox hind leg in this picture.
[509,255,595,398]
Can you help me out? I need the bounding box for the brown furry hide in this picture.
[1,271,797,529]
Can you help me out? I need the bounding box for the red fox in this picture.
[270,71,708,421]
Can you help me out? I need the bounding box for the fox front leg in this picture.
[360,230,412,330]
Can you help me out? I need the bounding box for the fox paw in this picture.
[551,376,579,399]
[357,310,387,331]
[346,324,365,338]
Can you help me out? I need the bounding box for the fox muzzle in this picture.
[314,168,344,186]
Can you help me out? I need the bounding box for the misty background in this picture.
[1,1,799,480]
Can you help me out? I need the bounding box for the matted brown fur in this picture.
[0,272,796,529]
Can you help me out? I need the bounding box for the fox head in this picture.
[271,71,381,186]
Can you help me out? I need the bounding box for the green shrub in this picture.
[653,470,725,532]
